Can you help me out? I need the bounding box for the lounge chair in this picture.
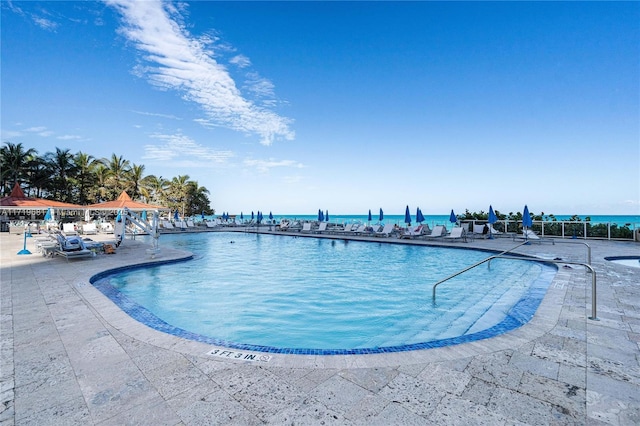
[186,220,195,227]
[100,222,114,233]
[301,222,313,233]
[161,220,175,230]
[513,229,555,244]
[488,224,506,238]
[350,224,367,235]
[314,222,328,233]
[444,227,466,242]
[472,223,489,239]
[422,225,446,239]
[205,220,218,228]
[54,235,94,261]
[62,223,78,236]
[374,223,395,237]
[401,225,426,239]
[82,223,98,235]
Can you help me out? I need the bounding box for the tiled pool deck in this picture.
[1,230,639,424]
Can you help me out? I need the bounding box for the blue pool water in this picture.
[92,233,556,354]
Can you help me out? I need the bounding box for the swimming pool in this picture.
[91,233,556,354]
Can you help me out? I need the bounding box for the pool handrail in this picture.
[431,241,529,302]
[432,250,599,320]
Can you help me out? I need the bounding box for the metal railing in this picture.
[432,249,599,320]
[432,241,528,301]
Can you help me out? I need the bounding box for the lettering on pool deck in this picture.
[207,348,272,363]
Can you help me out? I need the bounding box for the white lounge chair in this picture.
[314,222,328,233]
[374,223,395,237]
[513,229,555,244]
[444,227,466,242]
[401,225,425,239]
[423,225,446,239]
[82,223,97,235]
[301,222,313,233]
[100,222,114,233]
[472,224,489,239]
[62,223,78,236]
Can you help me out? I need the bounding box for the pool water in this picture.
[93,233,555,353]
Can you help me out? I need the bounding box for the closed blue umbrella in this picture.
[240,212,244,221]
[416,207,425,223]
[325,210,329,222]
[269,211,273,221]
[487,205,497,239]
[368,209,372,223]
[141,210,148,221]
[488,205,497,224]
[522,205,532,228]
[117,210,123,223]
[258,211,263,224]
[200,211,204,220]
[379,208,384,222]
[318,209,323,222]
[174,210,179,221]
[43,208,52,221]
[404,205,411,225]
[449,209,457,224]
[251,211,254,221]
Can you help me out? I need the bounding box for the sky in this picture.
[2,1,639,216]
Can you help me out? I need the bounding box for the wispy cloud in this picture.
[32,16,58,31]
[131,110,182,120]
[230,54,251,68]
[105,0,294,146]
[56,134,83,141]
[25,126,54,137]
[143,132,234,164]
[243,158,305,173]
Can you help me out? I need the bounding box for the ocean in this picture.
[212,214,640,227]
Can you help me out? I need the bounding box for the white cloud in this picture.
[243,158,304,173]
[56,134,83,140]
[25,126,53,137]
[32,16,58,31]
[143,132,234,164]
[105,0,294,146]
[132,110,182,120]
[230,54,251,68]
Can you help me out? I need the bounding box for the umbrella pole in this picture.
[17,231,32,255]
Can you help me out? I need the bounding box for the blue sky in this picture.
[2,1,639,216]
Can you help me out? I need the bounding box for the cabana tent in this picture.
[1,183,85,232]
[0,183,85,217]
[85,191,169,213]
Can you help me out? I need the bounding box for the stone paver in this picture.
[1,230,639,425]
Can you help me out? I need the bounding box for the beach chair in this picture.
[314,222,328,233]
[472,223,488,239]
[374,223,395,237]
[100,222,114,233]
[513,229,555,244]
[301,222,313,233]
[54,235,94,261]
[444,227,466,242]
[401,225,425,239]
[488,224,505,238]
[62,223,78,236]
[82,223,98,235]
[422,225,446,239]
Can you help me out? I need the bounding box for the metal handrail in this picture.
[552,240,591,266]
[432,241,529,301]
[432,249,599,320]
[487,255,598,321]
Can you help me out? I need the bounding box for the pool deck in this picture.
[1,230,639,425]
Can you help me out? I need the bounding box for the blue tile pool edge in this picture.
[89,252,558,356]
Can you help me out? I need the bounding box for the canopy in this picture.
[0,183,84,214]
[85,191,168,212]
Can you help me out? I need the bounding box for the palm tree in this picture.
[104,153,131,198]
[126,163,146,200]
[0,142,38,195]
[44,148,77,203]
[187,182,212,216]
[73,152,102,205]
[168,175,192,216]
[140,174,168,205]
